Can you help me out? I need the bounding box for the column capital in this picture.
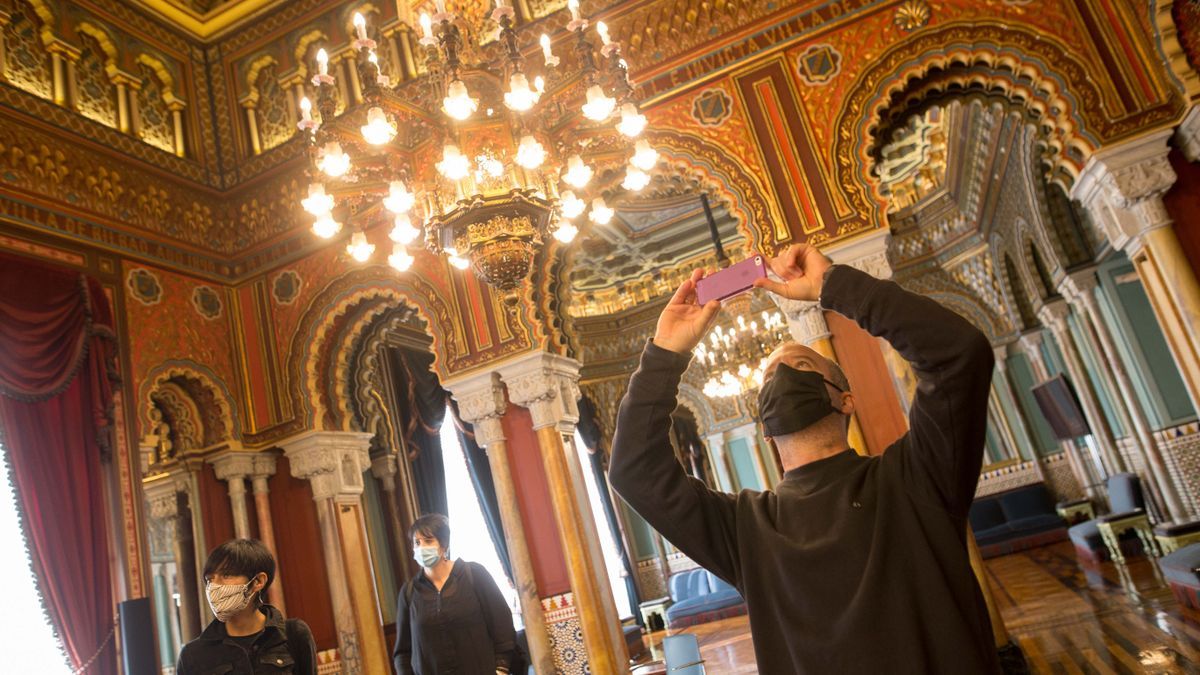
[822,228,893,279]
[1036,298,1071,333]
[499,352,582,432]
[1058,267,1099,305]
[1018,328,1046,354]
[444,371,507,447]
[278,430,373,502]
[209,450,257,481]
[770,297,830,345]
[369,453,397,481]
[1071,130,1176,252]
[992,343,1011,370]
[143,475,178,520]
[1177,105,1200,163]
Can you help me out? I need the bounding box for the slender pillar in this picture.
[992,346,1045,480]
[395,27,418,81]
[249,454,286,612]
[345,57,363,105]
[244,104,262,155]
[129,86,142,137]
[171,106,186,157]
[704,432,734,491]
[65,59,78,109]
[369,453,415,591]
[731,423,771,488]
[146,475,194,651]
[280,431,388,675]
[1061,271,1191,520]
[1038,300,1124,477]
[211,452,255,540]
[116,82,130,132]
[1019,330,1101,499]
[447,372,555,675]
[502,354,626,675]
[1072,130,1200,413]
[50,51,65,105]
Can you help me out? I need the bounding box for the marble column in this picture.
[248,453,286,611]
[1037,300,1124,477]
[145,472,202,640]
[730,423,771,488]
[244,104,262,155]
[445,371,555,675]
[1019,330,1101,499]
[211,451,255,539]
[1061,270,1191,520]
[991,346,1045,480]
[170,105,186,157]
[280,431,388,675]
[1072,130,1200,413]
[369,452,415,591]
[704,432,734,491]
[50,50,65,105]
[1176,104,1200,163]
[501,353,627,675]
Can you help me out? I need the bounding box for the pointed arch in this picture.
[138,360,240,446]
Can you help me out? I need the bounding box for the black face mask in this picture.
[757,363,846,437]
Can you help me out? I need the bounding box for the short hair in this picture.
[409,513,451,551]
[203,539,275,600]
[826,360,850,392]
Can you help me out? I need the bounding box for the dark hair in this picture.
[827,360,850,393]
[203,539,275,601]
[409,513,450,551]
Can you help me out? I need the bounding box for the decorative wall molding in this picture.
[277,430,373,502]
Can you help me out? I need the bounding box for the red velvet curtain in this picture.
[0,251,117,675]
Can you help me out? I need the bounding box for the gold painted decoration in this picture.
[253,63,293,151]
[796,44,842,86]
[136,63,176,153]
[76,32,119,127]
[127,268,164,306]
[4,1,52,100]
[191,285,223,319]
[893,0,932,32]
[691,89,733,127]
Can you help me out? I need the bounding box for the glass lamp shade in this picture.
[437,145,471,180]
[318,141,351,177]
[589,197,614,224]
[631,139,659,171]
[617,103,647,137]
[581,84,616,121]
[346,231,375,262]
[302,183,335,216]
[515,135,546,169]
[560,190,586,219]
[360,107,397,145]
[383,181,415,214]
[442,79,479,120]
[312,214,342,238]
[563,155,593,188]
[622,166,650,191]
[389,214,421,244]
[553,221,579,243]
[504,73,540,111]
[388,245,414,271]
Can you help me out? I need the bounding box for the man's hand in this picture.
[753,243,833,302]
[653,269,722,354]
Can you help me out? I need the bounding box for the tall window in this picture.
[0,440,72,674]
[438,409,522,627]
[573,432,633,620]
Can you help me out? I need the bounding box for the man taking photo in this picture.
[609,243,999,673]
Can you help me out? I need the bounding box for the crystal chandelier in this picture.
[297,1,656,292]
[697,301,789,398]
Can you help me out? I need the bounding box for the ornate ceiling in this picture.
[127,0,288,38]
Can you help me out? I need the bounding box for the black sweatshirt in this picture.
[393,559,516,675]
[609,265,999,674]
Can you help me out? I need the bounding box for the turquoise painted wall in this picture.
[727,437,762,491]
[1006,352,1060,456]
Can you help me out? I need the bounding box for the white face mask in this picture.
[206,579,257,622]
[413,546,442,568]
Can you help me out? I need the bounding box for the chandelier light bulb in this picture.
[560,190,586,219]
[302,183,335,216]
[437,144,471,180]
[589,197,614,225]
[563,155,592,188]
[553,221,579,243]
[504,72,539,112]
[596,21,612,47]
[617,102,647,137]
[442,79,478,120]
[388,245,414,272]
[299,97,313,123]
[346,231,375,262]
[516,135,546,169]
[383,181,415,214]
[448,254,470,270]
[389,214,421,244]
[581,84,616,121]
[567,0,581,22]
[316,48,329,76]
[539,34,560,67]
[353,12,368,41]
[534,75,546,94]
[360,106,396,145]
[631,139,658,171]
[312,213,341,238]
[419,13,434,41]
[318,141,351,177]
[622,166,650,191]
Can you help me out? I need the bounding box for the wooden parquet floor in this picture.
[639,541,1200,673]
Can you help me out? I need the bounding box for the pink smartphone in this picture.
[695,255,767,305]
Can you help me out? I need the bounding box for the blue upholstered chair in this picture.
[1068,473,1148,564]
[663,634,705,674]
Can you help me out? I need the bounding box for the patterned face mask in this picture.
[206,579,257,622]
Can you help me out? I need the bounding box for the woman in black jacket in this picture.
[176,539,317,675]
[393,513,517,675]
